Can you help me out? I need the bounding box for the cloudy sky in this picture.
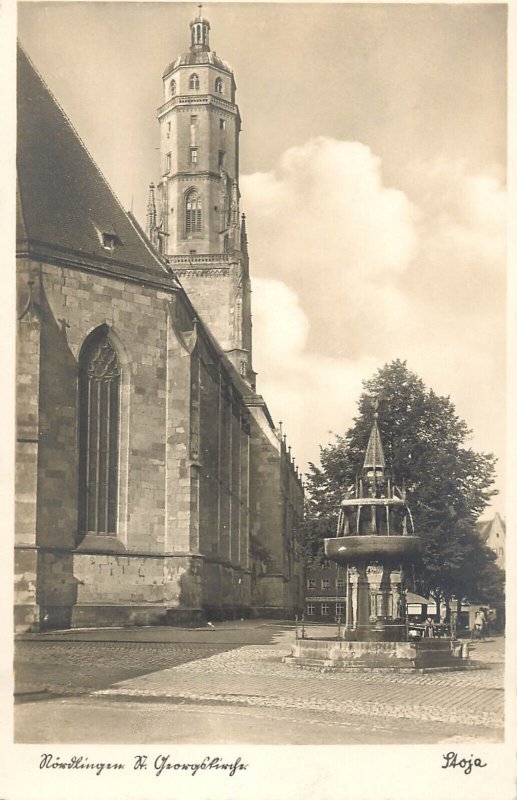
[17,2,507,514]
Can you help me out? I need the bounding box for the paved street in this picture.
[14,621,504,744]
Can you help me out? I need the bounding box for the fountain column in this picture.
[355,561,371,635]
[378,564,392,619]
[390,568,403,619]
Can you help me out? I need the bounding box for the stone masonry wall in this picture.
[247,407,304,615]
[15,259,194,626]
[176,269,232,351]
[15,263,42,630]
[15,257,258,628]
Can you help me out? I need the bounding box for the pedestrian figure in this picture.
[474,608,486,640]
[488,608,497,636]
[424,617,435,638]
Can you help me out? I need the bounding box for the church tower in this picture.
[150,8,254,386]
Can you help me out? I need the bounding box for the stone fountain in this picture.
[286,410,470,671]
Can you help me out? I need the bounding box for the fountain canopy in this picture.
[325,410,421,565]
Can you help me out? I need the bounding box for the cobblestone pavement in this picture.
[14,621,281,697]
[14,623,505,743]
[94,632,504,731]
[14,641,241,697]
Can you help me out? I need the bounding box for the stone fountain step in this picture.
[286,638,476,673]
[283,656,477,673]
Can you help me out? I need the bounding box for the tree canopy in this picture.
[303,360,503,607]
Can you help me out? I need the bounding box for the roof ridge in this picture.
[126,210,175,279]
[16,173,29,242]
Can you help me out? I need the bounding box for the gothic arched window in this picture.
[215,77,224,94]
[78,326,120,536]
[189,73,200,90]
[185,189,202,235]
[170,79,176,96]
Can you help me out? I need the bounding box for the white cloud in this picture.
[406,159,506,315]
[252,276,378,470]
[252,279,308,360]
[243,138,418,359]
[244,138,506,508]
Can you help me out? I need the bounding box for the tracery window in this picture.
[215,77,224,94]
[78,326,120,536]
[185,189,202,234]
[189,73,200,90]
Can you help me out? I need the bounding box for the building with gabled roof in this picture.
[476,512,505,570]
[15,22,304,632]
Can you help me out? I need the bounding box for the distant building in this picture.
[305,559,346,621]
[476,513,505,569]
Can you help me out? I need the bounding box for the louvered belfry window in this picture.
[78,327,120,536]
[185,189,202,234]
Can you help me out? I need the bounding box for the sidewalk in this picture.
[16,619,289,645]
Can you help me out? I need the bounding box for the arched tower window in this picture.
[170,79,176,96]
[185,189,201,236]
[189,73,200,90]
[215,77,224,94]
[185,189,202,235]
[78,326,120,536]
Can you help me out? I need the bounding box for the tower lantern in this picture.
[190,6,210,51]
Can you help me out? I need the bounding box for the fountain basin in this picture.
[325,535,422,563]
[284,638,471,672]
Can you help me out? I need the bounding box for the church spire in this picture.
[190,5,210,52]
[240,213,248,256]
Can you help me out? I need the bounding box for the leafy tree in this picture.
[303,360,500,612]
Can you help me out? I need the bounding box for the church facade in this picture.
[15,13,304,632]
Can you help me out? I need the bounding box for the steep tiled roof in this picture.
[475,513,506,544]
[17,46,173,284]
